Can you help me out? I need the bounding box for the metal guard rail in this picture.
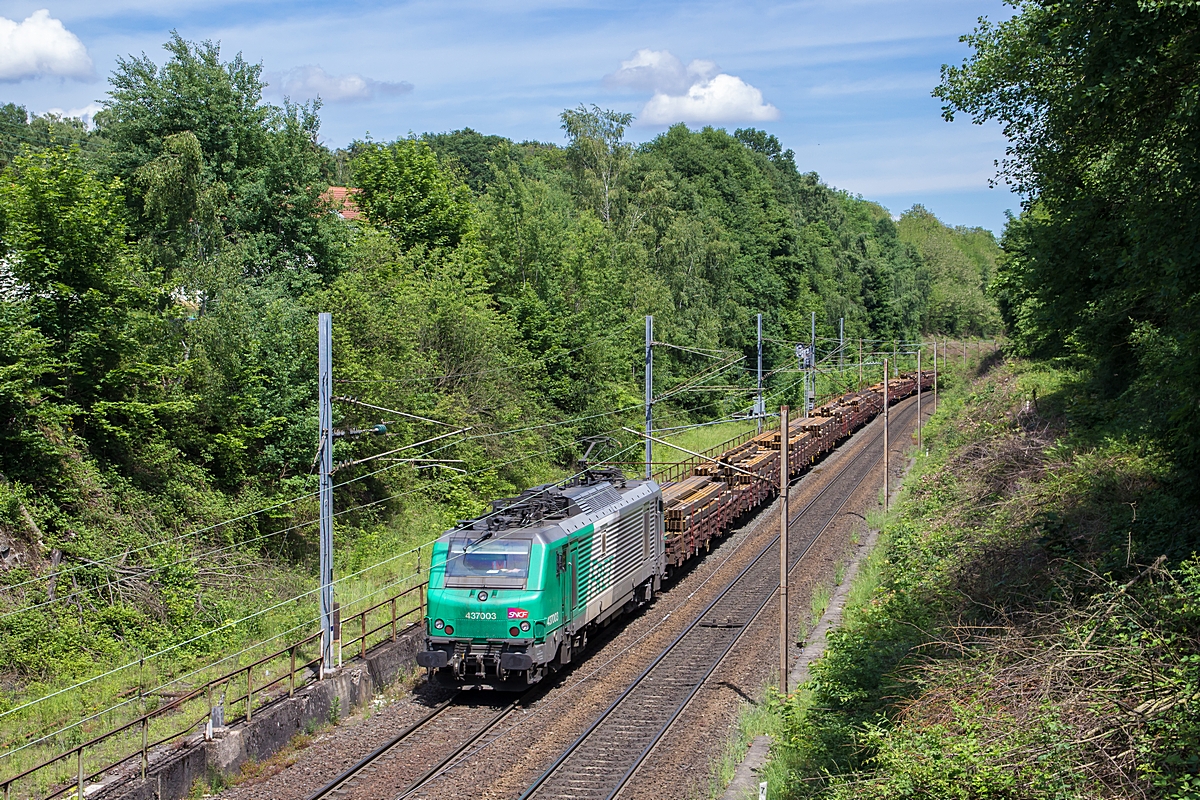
[1,582,427,800]
[0,425,815,800]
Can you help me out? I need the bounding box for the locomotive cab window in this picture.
[445,538,532,588]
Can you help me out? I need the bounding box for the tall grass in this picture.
[0,496,461,798]
[652,420,759,465]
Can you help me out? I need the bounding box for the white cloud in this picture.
[604,49,716,95]
[0,10,93,82]
[605,49,778,125]
[639,73,780,125]
[42,101,103,127]
[267,65,413,103]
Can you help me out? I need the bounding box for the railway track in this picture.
[304,690,526,800]
[302,399,916,800]
[517,399,918,800]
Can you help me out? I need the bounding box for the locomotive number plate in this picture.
[465,612,497,620]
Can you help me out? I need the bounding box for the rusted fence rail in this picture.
[0,580,427,800]
[0,433,765,800]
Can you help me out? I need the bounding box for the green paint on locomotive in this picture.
[424,524,596,643]
[417,478,662,685]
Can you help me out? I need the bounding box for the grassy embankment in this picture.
[728,350,1200,799]
[0,416,758,795]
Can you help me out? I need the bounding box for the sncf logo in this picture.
[507,607,529,620]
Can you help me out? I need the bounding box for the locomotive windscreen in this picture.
[444,537,532,588]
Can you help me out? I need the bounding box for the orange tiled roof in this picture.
[322,186,363,221]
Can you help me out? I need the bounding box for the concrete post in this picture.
[779,404,789,695]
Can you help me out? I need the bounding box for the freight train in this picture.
[415,372,932,688]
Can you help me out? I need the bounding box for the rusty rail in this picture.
[0,581,426,800]
[1,430,749,800]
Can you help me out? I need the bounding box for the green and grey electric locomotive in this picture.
[415,469,663,688]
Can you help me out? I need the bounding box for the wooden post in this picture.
[77,747,84,800]
[289,646,296,697]
[360,612,367,660]
[779,405,790,695]
[883,359,890,512]
[141,716,148,779]
[245,667,253,723]
[391,597,398,642]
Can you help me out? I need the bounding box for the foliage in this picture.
[769,357,1200,799]
[897,205,1002,336]
[351,138,474,250]
[0,146,137,408]
[0,104,97,172]
[97,32,345,283]
[560,104,634,225]
[422,127,507,193]
[936,0,1200,478]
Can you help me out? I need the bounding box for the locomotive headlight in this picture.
[520,621,531,632]
[510,626,520,637]
[434,619,445,630]
[444,625,454,635]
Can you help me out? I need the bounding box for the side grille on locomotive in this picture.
[568,485,624,514]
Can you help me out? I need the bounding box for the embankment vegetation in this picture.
[760,3,1200,796]
[769,356,1199,798]
[0,33,998,724]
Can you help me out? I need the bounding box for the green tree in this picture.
[0,146,137,406]
[422,128,508,193]
[897,205,1001,336]
[0,103,99,172]
[936,0,1200,472]
[99,33,270,189]
[98,33,344,282]
[560,105,634,225]
[351,138,474,250]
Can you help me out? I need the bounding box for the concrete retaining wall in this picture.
[101,627,422,800]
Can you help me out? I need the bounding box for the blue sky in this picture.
[0,0,1021,233]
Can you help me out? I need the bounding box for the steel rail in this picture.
[518,398,918,800]
[604,399,920,800]
[304,694,462,800]
[305,691,531,800]
[391,696,525,800]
